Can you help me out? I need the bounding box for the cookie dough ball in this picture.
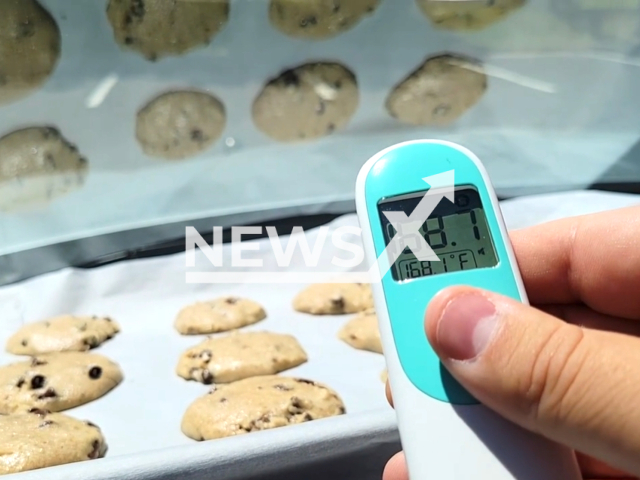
[0,352,124,414]
[136,90,226,160]
[0,410,107,475]
[385,54,487,127]
[6,315,120,355]
[0,0,61,106]
[253,62,359,142]
[0,127,88,212]
[181,376,346,440]
[338,309,382,354]
[174,296,267,335]
[293,283,374,315]
[269,0,380,40]
[106,0,230,61]
[176,331,308,384]
[416,0,525,31]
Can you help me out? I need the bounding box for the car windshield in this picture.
[1,0,639,280]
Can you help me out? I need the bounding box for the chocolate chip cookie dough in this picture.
[174,296,267,335]
[416,0,525,31]
[106,0,230,61]
[0,0,61,106]
[0,410,107,475]
[177,331,308,384]
[0,352,124,414]
[338,309,383,354]
[293,283,374,315]
[6,315,120,355]
[385,54,487,126]
[269,0,380,39]
[136,90,226,160]
[0,127,89,212]
[252,62,359,142]
[181,376,346,440]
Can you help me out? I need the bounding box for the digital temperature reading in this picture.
[378,187,499,282]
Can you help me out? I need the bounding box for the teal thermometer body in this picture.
[355,140,581,479]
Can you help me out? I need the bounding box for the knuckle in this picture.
[520,323,589,427]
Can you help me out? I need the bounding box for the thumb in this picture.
[426,286,640,477]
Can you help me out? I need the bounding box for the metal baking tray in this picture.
[0,214,392,479]
[3,192,640,479]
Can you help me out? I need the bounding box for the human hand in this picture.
[384,205,640,480]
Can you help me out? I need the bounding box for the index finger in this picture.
[509,204,640,320]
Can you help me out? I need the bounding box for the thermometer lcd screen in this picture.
[378,187,499,282]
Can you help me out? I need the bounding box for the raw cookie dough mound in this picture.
[106,0,230,61]
[385,54,487,127]
[181,376,346,440]
[0,127,88,212]
[0,352,124,414]
[136,90,226,160]
[176,331,308,384]
[0,410,107,475]
[293,283,373,315]
[6,315,120,355]
[252,62,359,142]
[269,0,380,40]
[174,296,267,335]
[0,0,61,106]
[338,309,382,354]
[416,0,525,31]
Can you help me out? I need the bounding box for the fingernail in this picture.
[435,293,498,361]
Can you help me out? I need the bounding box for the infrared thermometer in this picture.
[355,140,581,479]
